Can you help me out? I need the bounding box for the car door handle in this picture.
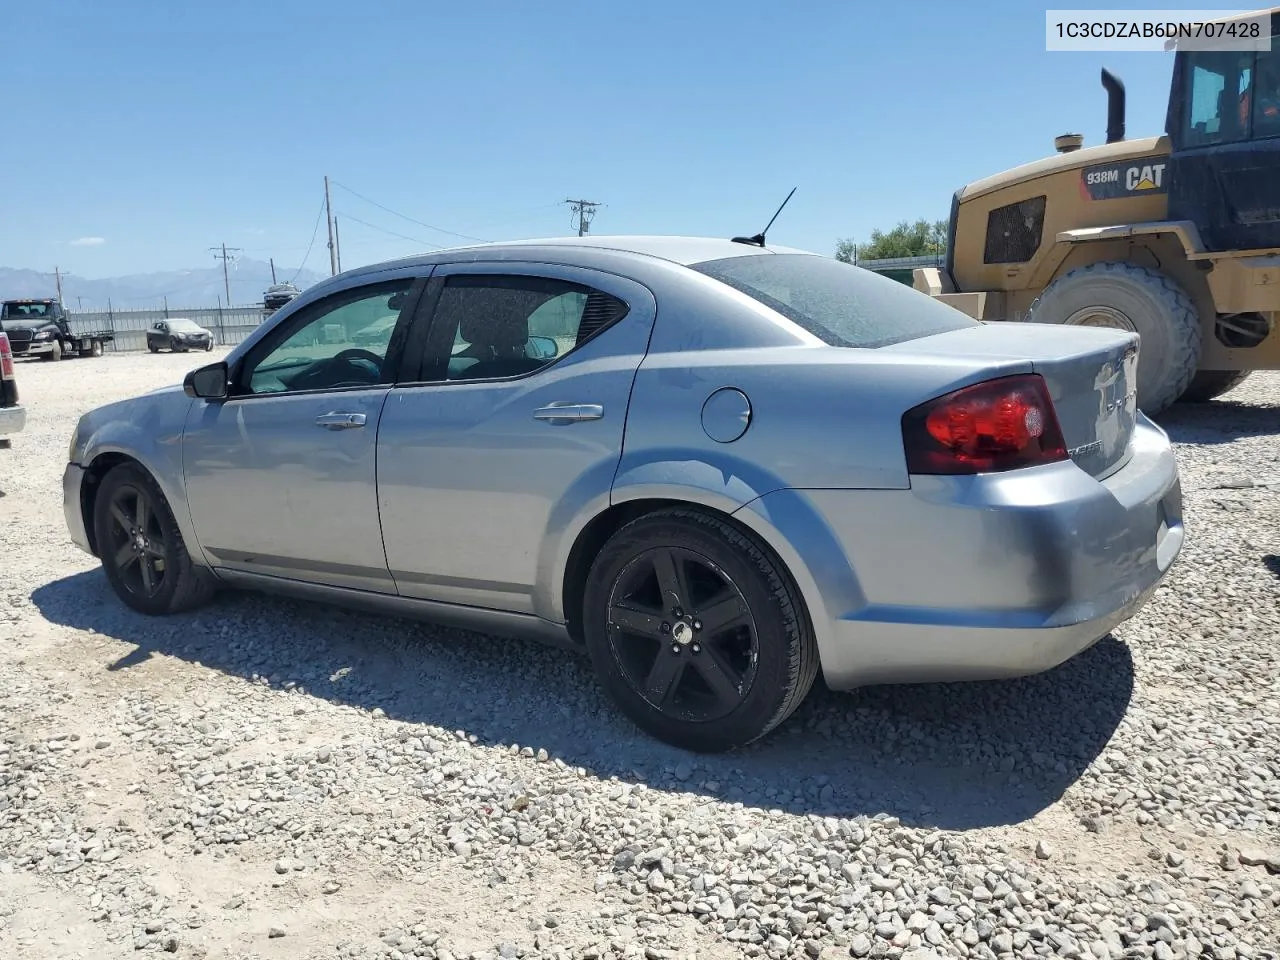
[315,412,367,430]
[532,403,603,423]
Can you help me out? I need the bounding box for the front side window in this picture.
[244,279,414,395]
[689,253,978,349]
[428,275,628,381]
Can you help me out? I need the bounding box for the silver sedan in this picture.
[63,236,1185,752]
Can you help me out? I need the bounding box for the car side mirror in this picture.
[184,361,229,400]
[526,335,558,360]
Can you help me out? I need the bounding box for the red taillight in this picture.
[902,374,1068,475]
[0,333,13,380]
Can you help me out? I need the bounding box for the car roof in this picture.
[338,235,819,282]
[462,235,816,263]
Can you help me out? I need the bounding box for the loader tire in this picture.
[1024,261,1201,415]
[1177,369,1252,403]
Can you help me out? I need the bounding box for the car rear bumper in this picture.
[63,463,94,555]
[744,413,1184,689]
[0,403,25,437]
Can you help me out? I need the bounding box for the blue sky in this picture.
[6,0,1190,278]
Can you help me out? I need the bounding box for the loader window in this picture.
[1250,48,1280,138]
[982,196,1046,264]
[1182,50,1254,145]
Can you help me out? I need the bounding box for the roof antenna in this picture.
[732,187,797,247]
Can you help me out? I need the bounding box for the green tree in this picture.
[835,219,948,263]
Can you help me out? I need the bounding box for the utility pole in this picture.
[269,257,277,284]
[325,175,338,276]
[564,198,600,236]
[210,243,242,307]
[55,266,64,304]
[334,217,343,272]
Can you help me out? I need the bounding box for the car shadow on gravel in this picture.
[33,570,1134,832]
[1156,400,1280,445]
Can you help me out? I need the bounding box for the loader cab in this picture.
[1165,11,1280,252]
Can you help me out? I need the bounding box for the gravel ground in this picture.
[0,350,1277,960]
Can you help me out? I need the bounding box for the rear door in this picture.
[377,262,656,617]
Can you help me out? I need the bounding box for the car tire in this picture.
[1024,261,1201,415]
[170,338,185,353]
[582,508,818,753]
[43,340,63,362]
[1177,369,1251,403]
[205,340,214,351]
[93,461,217,616]
[148,342,160,353]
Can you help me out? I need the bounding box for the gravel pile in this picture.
[0,352,1276,960]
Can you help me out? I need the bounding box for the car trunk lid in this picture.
[885,322,1140,478]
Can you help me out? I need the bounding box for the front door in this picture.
[377,263,656,618]
[183,274,427,592]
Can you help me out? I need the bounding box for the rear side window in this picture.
[689,254,978,348]
[426,275,629,381]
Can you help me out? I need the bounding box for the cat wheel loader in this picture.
[914,7,1280,413]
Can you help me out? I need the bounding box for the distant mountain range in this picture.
[0,259,328,312]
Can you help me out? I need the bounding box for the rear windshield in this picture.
[689,253,978,349]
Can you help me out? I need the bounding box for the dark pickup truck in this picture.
[0,298,113,360]
[0,331,25,448]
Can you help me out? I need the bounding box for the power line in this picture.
[467,202,566,232]
[292,194,327,283]
[331,180,489,243]
[339,212,445,249]
[564,199,601,237]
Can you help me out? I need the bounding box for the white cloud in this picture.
[71,236,106,247]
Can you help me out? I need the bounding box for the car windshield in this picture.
[1,302,53,320]
[688,253,978,349]
[167,319,203,332]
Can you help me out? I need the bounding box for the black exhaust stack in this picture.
[1102,68,1126,143]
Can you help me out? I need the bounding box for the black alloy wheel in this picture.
[583,509,818,752]
[102,481,169,600]
[93,462,217,615]
[606,546,759,723]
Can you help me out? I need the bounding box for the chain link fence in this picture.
[65,305,271,353]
